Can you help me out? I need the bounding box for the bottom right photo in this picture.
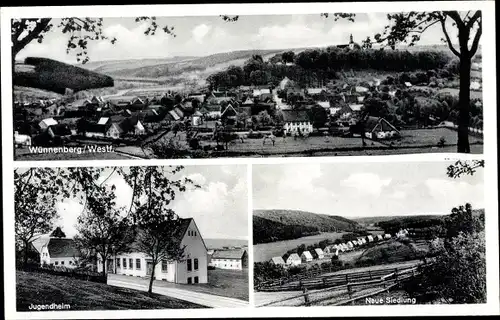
[252,159,485,307]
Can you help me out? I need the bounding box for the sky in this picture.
[53,165,248,240]
[253,161,485,218]
[15,12,466,63]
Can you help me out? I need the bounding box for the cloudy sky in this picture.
[16,13,462,63]
[253,161,484,217]
[54,165,248,240]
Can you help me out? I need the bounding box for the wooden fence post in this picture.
[303,287,310,306]
[347,284,352,300]
[322,277,326,287]
[345,274,349,283]
[395,268,399,281]
[369,270,372,280]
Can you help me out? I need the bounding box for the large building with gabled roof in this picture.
[104,218,208,284]
[210,249,248,270]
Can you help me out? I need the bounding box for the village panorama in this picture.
[15,165,249,310]
[252,160,486,307]
[12,12,483,160]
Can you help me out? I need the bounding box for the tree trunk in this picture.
[148,263,156,294]
[457,53,471,153]
[23,239,29,269]
[101,254,107,277]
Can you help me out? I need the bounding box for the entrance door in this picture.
[106,259,114,274]
[146,261,154,275]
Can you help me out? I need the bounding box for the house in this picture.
[346,241,354,250]
[364,116,401,140]
[270,256,286,265]
[119,116,146,136]
[404,82,412,88]
[221,103,238,126]
[40,238,81,268]
[361,238,367,245]
[314,248,325,259]
[281,110,313,136]
[14,131,32,146]
[354,86,369,93]
[201,105,222,120]
[338,244,346,252]
[39,118,58,131]
[286,253,301,266]
[317,101,330,109]
[470,80,481,90]
[210,249,248,270]
[300,251,313,262]
[279,77,292,90]
[47,124,73,139]
[384,234,392,239]
[108,218,208,284]
[366,235,374,242]
[188,93,206,103]
[191,111,204,126]
[377,234,384,241]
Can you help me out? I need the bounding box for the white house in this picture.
[301,251,313,263]
[279,77,292,90]
[107,218,208,284]
[281,110,313,136]
[14,131,32,146]
[384,233,392,239]
[286,253,301,266]
[314,248,325,259]
[361,238,367,245]
[40,238,81,268]
[39,118,58,131]
[210,249,248,270]
[377,234,384,241]
[355,86,369,93]
[346,241,354,251]
[338,244,346,252]
[367,235,374,242]
[404,82,412,88]
[270,256,286,265]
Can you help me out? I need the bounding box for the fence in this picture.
[19,263,107,284]
[257,265,420,307]
[257,264,419,292]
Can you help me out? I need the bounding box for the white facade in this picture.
[210,258,242,270]
[286,254,301,266]
[39,118,58,131]
[283,121,313,135]
[314,248,324,259]
[301,251,313,262]
[104,219,208,284]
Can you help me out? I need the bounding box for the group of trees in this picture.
[14,166,199,294]
[253,216,320,244]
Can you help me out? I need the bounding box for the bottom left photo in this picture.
[14,164,249,311]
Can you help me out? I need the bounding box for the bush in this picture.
[437,137,446,148]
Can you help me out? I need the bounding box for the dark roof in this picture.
[212,249,247,260]
[84,122,109,134]
[281,110,310,123]
[129,218,193,251]
[49,124,72,136]
[364,116,399,133]
[46,238,81,258]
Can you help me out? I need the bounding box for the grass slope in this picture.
[16,271,205,311]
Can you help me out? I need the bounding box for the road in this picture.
[108,274,249,308]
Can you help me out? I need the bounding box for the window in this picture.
[194,258,199,270]
[194,276,199,284]
[129,259,133,270]
[194,231,197,236]
[123,258,127,269]
[187,259,192,272]
[161,260,168,273]
[55,261,59,265]
[136,259,141,270]
[187,277,192,284]
[116,258,120,267]
[61,261,65,265]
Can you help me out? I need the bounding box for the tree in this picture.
[282,51,295,63]
[120,166,200,294]
[374,11,482,153]
[50,227,66,238]
[74,184,134,276]
[446,159,484,179]
[15,168,62,268]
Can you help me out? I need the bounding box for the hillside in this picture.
[254,209,361,232]
[253,216,320,244]
[80,49,285,80]
[14,57,114,94]
[353,215,446,226]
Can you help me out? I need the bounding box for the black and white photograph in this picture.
[11,10,484,160]
[253,160,486,307]
[14,165,249,311]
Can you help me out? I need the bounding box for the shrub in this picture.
[437,136,446,148]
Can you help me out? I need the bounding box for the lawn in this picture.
[188,268,249,301]
[16,271,205,311]
[389,128,483,148]
[253,232,346,263]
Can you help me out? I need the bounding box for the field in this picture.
[16,271,205,311]
[186,268,249,301]
[253,232,346,263]
[389,128,483,148]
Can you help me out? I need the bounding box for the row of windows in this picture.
[286,122,310,127]
[187,230,197,236]
[53,260,73,266]
[117,258,141,270]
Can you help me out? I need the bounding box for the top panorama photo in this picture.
[12,11,483,160]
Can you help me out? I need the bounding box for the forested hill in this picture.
[253,209,362,244]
